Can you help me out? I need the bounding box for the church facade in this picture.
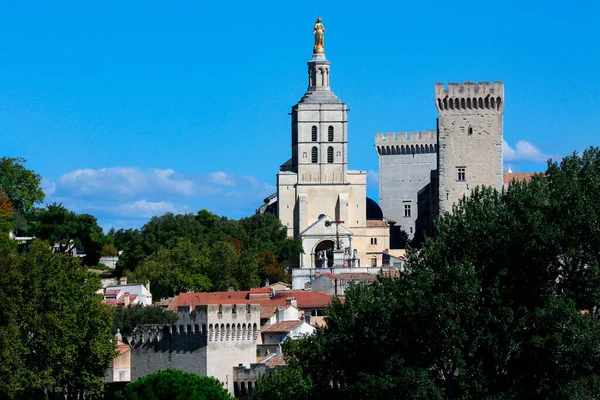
[258,18,391,286]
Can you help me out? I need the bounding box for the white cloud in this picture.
[41,178,56,196]
[209,171,236,187]
[42,166,276,229]
[118,200,188,219]
[55,167,198,198]
[503,140,550,163]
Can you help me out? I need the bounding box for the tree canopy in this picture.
[0,240,115,399]
[115,369,233,400]
[117,211,300,300]
[0,157,44,215]
[261,147,600,399]
[29,203,105,266]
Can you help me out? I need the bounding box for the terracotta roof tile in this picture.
[115,340,131,355]
[259,304,279,319]
[264,353,286,368]
[176,290,335,310]
[336,273,377,282]
[261,320,303,333]
[315,272,337,280]
[102,295,138,307]
[503,172,538,185]
[366,220,387,227]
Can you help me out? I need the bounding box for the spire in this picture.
[299,17,340,104]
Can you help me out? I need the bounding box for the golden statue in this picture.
[313,17,325,54]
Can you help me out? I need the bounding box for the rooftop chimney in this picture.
[120,276,128,285]
[286,296,298,308]
[123,292,130,307]
[228,287,234,292]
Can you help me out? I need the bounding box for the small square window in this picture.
[457,167,466,182]
[370,238,377,245]
[404,204,411,217]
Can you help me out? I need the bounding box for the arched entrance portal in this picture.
[314,240,334,268]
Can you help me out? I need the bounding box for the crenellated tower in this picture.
[435,81,504,214]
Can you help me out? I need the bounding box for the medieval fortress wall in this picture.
[377,81,504,240]
[129,304,260,393]
[376,131,438,237]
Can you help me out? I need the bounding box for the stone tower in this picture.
[278,33,351,240]
[273,18,390,275]
[435,81,504,214]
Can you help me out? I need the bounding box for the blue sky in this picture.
[1,1,599,231]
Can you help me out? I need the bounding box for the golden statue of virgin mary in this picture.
[313,17,325,54]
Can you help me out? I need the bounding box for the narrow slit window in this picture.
[327,146,333,163]
[311,126,317,142]
[311,147,318,163]
[328,126,334,141]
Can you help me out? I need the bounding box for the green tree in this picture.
[112,305,177,343]
[253,367,312,400]
[127,239,211,300]
[0,157,45,215]
[30,203,105,266]
[257,251,290,285]
[271,147,600,399]
[239,213,303,261]
[115,369,233,400]
[0,240,115,399]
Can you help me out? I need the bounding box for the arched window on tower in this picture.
[312,147,318,163]
[328,126,334,141]
[311,126,317,142]
[327,146,334,163]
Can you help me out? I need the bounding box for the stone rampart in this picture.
[375,131,437,156]
[435,81,504,112]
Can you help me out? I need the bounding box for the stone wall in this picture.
[129,304,261,395]
[435,81,504,213]
[376,131,437,240]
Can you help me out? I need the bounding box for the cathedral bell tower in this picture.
[288,17,349,185]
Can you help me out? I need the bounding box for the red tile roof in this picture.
[336,273,377,283]
[115,339,130,355]
[176,290,335,311]
[366,220,387,227]
[503,172,537,185]
[261,320,303,333]
[259,304,279,319]
[315,272,337,280]
[263,353,286,368]
[102,295,138,307]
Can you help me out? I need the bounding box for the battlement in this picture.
[129,303,260,345]
[375,131,437,156]
[435,81,504,112]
